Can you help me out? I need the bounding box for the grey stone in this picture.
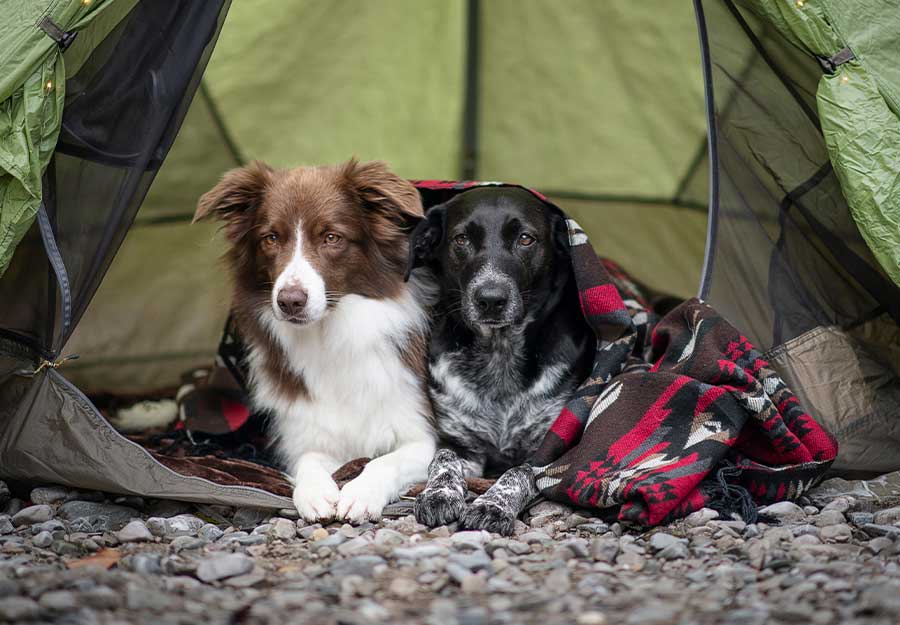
[451,530,489,549]
[393,544,448,560]
[822,496,853,513]
[560,538,590,558]
[312,532,347,550]
[12,504,53,526]
[684,508,719,527]
[198,523,224,542]
[575,522,610,535]
[0,597,40,621]
[0,515,13,535]
[170,536,207,551]
[32,530,53,548]
[0,481,9,508]
[297,523,323,539]
[648,532,681,552]
[591,538,619,563]
[146,499,192,518]
[270,518,296,540]
[38,590,79,612]
[126,584,170,611]
[30,486,69,505]
[819,524,852,542]
[329,555,386,577]
[448,549,492,573]
[51,540,82,556]
[520,530,552,544]
[30,519,65,535]
[2,498,22,516]
[759,501,805,522]
[81,586,121,610]
[232,507,268,529]
[865,536,894,554]
[57,500,139,531]
[813,509,846,527]
[337,536,372,555]
[873,505,900,526]
[196,553,255,582]
[847,511,875,526]
[130,553,163,575]
[374,528,407,546]
[251,523,271,535]
[862,523,900,538]
[116,520,153,542]
[527,501,572,518]
[165,514,205,536]
[658,541,689,560]
[382,500,415,517]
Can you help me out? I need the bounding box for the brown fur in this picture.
[195,159,425,405]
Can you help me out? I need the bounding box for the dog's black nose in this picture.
[474,285,509,315]
[277,286,308,317]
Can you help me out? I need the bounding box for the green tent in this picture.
[1,1,899,507]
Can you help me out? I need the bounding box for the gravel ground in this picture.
[2,479,900,625]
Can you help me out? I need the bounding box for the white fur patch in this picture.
[271,221,327,322]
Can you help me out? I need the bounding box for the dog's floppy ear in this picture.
[551,210,571,258]
[342,159,423,228]
[405,204,446,281]
[194,161,274,240]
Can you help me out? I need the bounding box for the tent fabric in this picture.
[0,0,128,277]
[737,0,900,289]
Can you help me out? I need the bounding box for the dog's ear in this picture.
[342,159,423,228]
[405,204,446,281]
[551,211,571,258]
[194,161,274,240]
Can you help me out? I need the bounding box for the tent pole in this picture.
[460,0,481,180]
[693,0,719,301]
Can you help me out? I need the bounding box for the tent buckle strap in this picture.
[816,46,855,74]
[39,17,78,51]
[31,354,80,376]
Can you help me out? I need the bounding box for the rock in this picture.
[520,530,552,544]
[312,532,347,550]
[393,544,449,560]
[270,518,296,540]
[375,528,407,546]
[130,553,163,575]
[448,549,492,573]
[170,536,206,551]
[577,612,608,625]
[0,597,40,621]
[658,541,689,560]
[759,501,805,522]
[116,520,153,542]
[822,496,854,513]
[560,538,590,559]
[382,500,415,517]
[81,586,121,610]
[615,550,645,571]
[30,486,69,505]
[51,540,82,556]
[527,501,572,518]
[328,555,386,577]
[460,572,488,594]
[165,514,205,536]
[57,500,139,531]
[591,538,619,563]
[819,524,852,543]
[2,498,23,516]
[297,523,323,539]
[389,577,419,598]
[12,504,53,526]
[310,528,329,541]
[196,554,255,582]
[32,530,53,548]
[232,507,268,530]
[793,534,822,546]
[684,508,719,527]
[0,481,9,508]
[451,530,489,549]
[813,510,846,527]
[38,590,79,612]
[198,524,224,542]
[146,499,192,518]
[337,536,372,555]
[865,537,894,554]
[861,524,900,539]
[0,516,14,535]
[648,532,681,552]
[873,505,900,526]
[847,512,875,526]
[146,517,167,536]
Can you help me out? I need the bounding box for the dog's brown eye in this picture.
[453,234,469,247]
[324,232,343,245]
[261,233,278,247]
[518,233,536,247]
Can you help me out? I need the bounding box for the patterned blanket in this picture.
[413,181,839,526]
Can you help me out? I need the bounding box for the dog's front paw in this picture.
[460,500,517,536]
[414,487,466,527]
[293,479,340,523]
[336,477,391,524]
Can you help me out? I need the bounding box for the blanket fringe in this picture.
[704,463,758,524]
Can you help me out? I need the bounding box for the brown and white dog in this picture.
[194,159,436,523]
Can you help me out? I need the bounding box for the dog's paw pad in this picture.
[460,500,516,536]
[414,488,466,527]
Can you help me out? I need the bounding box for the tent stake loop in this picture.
[817,46,855,74]
[38,17,78,51]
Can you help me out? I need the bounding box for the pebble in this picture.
[329,555,386,577]
[232,507,268,530]
[658,541,689,560]
[819,524,852,543]
[0,481,9,508]
[165,514,205,536]
[12,504,53,526]
[38,590,79,611]
[30,486,69,505]
[198,523,225,542]
[196,554,254,582]
[270,518,296,540]
[759,501,806,522]
[872,505,900,526]
[0,597,40,621]
[847,511,875,526]
[57,500,139,531]
[648,532,681,552]
[116,519,153,542]
[310,527,329,541]
[32,530,53,548]
[591,538,619,563]
[374,528,407,546]
[813,510,846,527]
[0,515,14,535]
[393,544,449,560]
[684,508,719,527]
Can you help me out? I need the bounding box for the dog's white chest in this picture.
[248,292,432,471]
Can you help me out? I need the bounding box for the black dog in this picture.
[406,187,595,534]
